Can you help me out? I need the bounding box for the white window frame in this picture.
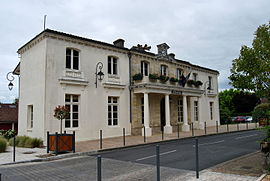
[66,48,80,70]
[141,61,149,76]
[27,105,33,129]
[160,65,168,76]
[194,101,199,121]
[65,94,79,128]
[108,56,118,75]
[177,99,183,122]
[176,68,182,80]
[108,97,119,126]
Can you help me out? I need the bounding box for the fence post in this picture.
[255,122,258,129]
[55,132,58,155]
[162,128,164,140]
[123,128,125,146]
[204,122,207,135]
[47,131,49,153]
[216,121,218,133]
[246,122,248,130]
[227,124,229,132]
[177,124,180,138]
[195,138,199,179]
[191,123,194,137]
[144,126,146,143]
[237,123,239,131]
[72,131,75,153]
[156,145,160,181]
[97,155,101,181]
[13,136,16,162]
[100,130,102,150]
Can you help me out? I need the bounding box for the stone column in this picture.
[142,92,152,136]
[164,94,172,134]
[182,95,190,131]
[198,97,204,129]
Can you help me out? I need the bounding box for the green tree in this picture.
[229,22,270,98]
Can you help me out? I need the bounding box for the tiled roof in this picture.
[0,104,18,123]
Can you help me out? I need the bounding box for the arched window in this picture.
[66,48,79,70]
[141,61,149,76]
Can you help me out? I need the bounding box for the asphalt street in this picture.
[0,130,264,181]
[95,129,264,171]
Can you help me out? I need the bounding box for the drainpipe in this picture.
[128,52,132,123]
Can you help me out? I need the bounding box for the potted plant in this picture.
[159,75,169,83]
[194,80,203,87]
[54,105,69,134]
[149,74,159,81]
[132,73,143,81]
[169,77,179,84]
[187,80,195,87]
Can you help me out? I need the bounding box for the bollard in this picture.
[47,131,49,153]
[191,123,194,137]
[72,131,76,153]
[97,155,101,181]
[13,136,16,162]
[144,126,146,143]
[227,124,229,132]
[100,130,102,150]
[123,128,126,146]
[204,122,207,135]
[216,121,218,133]
[156,145,160,181]
[177,124,180,139]
[55,132,58,155]
[162,128,164,140]
[246,122,248,130]
[0,173,1,181]
[195,138,199,179]
[237,123,239,131]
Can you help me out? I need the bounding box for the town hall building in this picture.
[13,29,219,141]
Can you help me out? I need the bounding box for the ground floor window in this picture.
[27,105,33,129]
[65,94,79,128]
[210,102,214,120]
[194,101,198,121]
[177,99,183,122]
[108,97,118,126]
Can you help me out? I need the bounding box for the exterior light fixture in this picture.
[95,62,104,88]
[6,72,15,91]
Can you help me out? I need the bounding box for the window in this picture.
[208,76,212,89]
[108,97,118,126]
[210,102,213,120]
[160,65,168,76]
[193,73,197,81]
[27,105,33,129]
[65,94,79,128]
[66,48,79,70]
[141,61,149,76]
[141,97,144,124]
[108,56,118,75]
[194,101,198,121]
[177,100,183,122]
[176,69,182,80]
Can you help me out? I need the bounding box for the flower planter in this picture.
[261,141,270,154]
[47,131,75,155]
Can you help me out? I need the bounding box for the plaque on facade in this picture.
[171,90,182,95]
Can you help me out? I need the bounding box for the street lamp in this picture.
[95,62,104,88]
[6,72,15,91]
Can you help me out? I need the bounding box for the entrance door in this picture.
[160,98,165,131]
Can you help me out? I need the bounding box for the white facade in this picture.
[15,29,220,142]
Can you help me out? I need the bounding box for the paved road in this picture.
[95,129,264,171]
[0,130,264,181]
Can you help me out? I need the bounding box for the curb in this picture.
[256,174,267,181]
[1,128,258,166]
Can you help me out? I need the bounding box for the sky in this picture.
[0,0,269,103]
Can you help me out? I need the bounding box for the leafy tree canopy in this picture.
[229,22,270,98]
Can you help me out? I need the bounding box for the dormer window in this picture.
[141,61,149,76]
[66,48,79,70]
[108,56,118,75]
[160,65,168,76]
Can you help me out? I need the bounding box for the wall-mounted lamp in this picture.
[6,72,15,91]
[95,62,104,88]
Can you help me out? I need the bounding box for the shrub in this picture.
[253,103,270,123]
[132,73,143,81]
[0,129,16,140]
[149,74,159,80]
[194,80,203,87]
[169,77,178,82]
[0,137,7,153]
[159,75,169,82]
[187,79,195,86]
[9,136,43,148]
[17,136,29,147]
